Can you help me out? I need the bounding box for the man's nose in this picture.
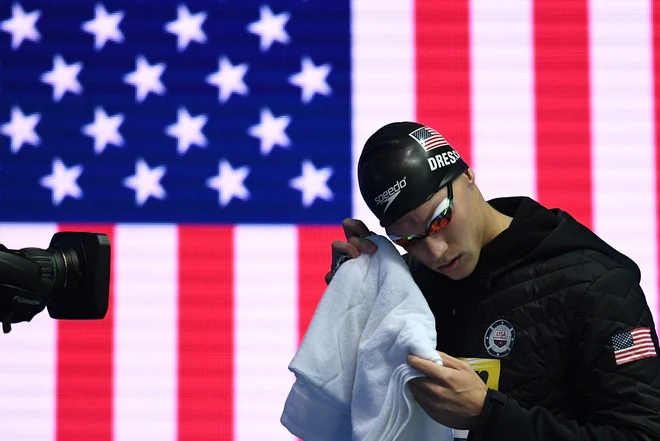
[423,235,449,261]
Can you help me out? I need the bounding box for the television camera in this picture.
[0,232,110,333]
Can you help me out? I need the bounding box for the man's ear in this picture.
[465,168,475,184]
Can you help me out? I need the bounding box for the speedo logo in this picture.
[374,177,407,213]
[13,296,40,306]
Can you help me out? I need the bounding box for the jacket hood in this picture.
[474,197,641,283]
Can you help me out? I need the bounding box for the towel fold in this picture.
[281,235,453,441]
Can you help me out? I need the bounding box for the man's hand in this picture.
[324,218,378,285]
[407,351,488,430]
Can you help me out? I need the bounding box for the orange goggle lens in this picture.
[391,203,453,248]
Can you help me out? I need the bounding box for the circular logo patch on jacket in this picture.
[484,319,516,357]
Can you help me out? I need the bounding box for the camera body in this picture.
[0,232,111,332]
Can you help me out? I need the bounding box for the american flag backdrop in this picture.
[0,0,659,440]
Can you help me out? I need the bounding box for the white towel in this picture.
[280,235,454,441]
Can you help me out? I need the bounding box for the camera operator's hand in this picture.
[325,218,379,285]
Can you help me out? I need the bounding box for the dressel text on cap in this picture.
[427,150,461,171]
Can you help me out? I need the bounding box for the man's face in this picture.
[385,173,482,280]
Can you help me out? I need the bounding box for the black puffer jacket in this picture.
[405,197,660,441]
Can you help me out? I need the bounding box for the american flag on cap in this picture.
[409,126,450,152]
[612,327,657,366]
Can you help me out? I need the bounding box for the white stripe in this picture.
[617,352,657,363]
[617,346,656,357]
[114,225,177,441]
[234,226,298,440]
[471,0,536,200]
[590,0,658,325]
[619,348,657,357]
[617,341,655,351]
[619,349,656,358]
[0,223,58,441]
[350,0,415,234]
[632,330,652,338]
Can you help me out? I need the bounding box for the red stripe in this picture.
[415,0,472,165]
[616,352,657,365]
[616,343,656,355]
[178,226,233,440]
[534,0,592,228]
[632,338,654,345]
[425,140,449,150]
[297,225,344,344]
[619,347,657,356]
[631,328,651,334]
[56,224,114,441]
[618,349,657,359]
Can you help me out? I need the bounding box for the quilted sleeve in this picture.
[470,267,660,441]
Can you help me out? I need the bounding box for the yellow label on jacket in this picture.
[457,357,501,391]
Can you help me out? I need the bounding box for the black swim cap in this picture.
[358,122,469,227]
